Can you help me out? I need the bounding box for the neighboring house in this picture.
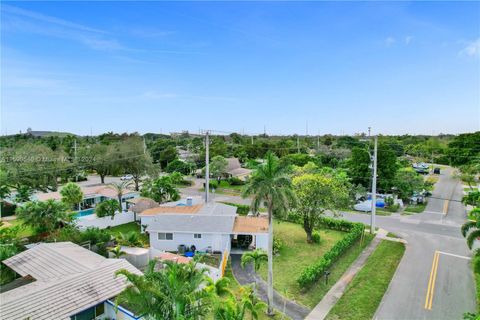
[0,242,142,320]
[226,157,252,180]
[140,197,268,254]
[35,185,139,215]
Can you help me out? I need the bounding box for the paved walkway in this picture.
[305,229,387,320]
[230,254,310,320]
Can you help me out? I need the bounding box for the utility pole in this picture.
[251,136,254,145]
[370,135,378,234]
[143,137,147,154]
[74,139,78,182]
[317,133,320,151]
[205,131,210,203]
[297,136,300,153]
[368,127,371,137]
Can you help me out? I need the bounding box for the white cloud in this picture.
[459,38,480,57]
[385,37,396,47]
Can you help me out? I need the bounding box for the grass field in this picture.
[325,240,405,320]
[404,202,427,214]
[0,218,36,238]
[108,222,149,244]
[257,220,374,308]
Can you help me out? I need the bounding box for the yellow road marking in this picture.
[424,251,440,310]
[443,200,449,215]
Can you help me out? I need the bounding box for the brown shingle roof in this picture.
[141,204,203,215]
[233,216,268,234]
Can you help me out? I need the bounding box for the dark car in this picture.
[433,167,441,174]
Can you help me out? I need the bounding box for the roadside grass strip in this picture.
[325,241,405,320]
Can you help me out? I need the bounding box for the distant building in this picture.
[225,157,252,180]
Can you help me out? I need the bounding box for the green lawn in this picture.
[0,219,36,238]
[404,202,427,214]
[257,220,374,308]
[474,268,480,310]
[108,222,149,245]
[325,241,405,320]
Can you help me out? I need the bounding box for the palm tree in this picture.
[108,180,133,212]
[109,245,126,258]
[116,260,212,319]
[242,151,295,315]
[241,249,268,272]
[241,285,267,320]
[60,182,84,211]
[462,208,480,248]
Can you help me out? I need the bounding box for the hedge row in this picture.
[220,202,250,216]
[297,218,364,288]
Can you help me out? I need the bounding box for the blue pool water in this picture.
[74,208,95,218]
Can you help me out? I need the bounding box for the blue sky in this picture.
[1,1,479,136]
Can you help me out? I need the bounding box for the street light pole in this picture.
[370,135,378,234]
[205,131,210,203]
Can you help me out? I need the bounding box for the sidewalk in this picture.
[305,229,387,320]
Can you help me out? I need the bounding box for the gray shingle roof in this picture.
[0,242,141,320]
[146,214,236,233]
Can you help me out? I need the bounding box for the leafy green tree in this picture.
[393,168,425,201]
[348,147,371,188]
[141,176,180,203]
[116,260,212,319]
[241,249,268,272]
[242,151,295,315]
[207,155,229,180]
[118,137,156,191]
[447,132,480,166]
[117,231,143,247]
[463,191,480,207]
[377,143,399,192]
[78,144,117,184]
[60,182,84,210]
[158,146,178,169]
[16,200,69,234]
[165,159,195,175]
[293,173,350,242]
[15,185,33,203]
[95,199,119,219]
[108,180,133,212]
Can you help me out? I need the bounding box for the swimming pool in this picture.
[74,208,95,218]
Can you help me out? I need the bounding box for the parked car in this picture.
[120,174,133,181]
[433,167,441,174]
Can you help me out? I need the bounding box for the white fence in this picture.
[76,211,135,229]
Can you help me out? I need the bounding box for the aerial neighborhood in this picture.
[1,1,479,320]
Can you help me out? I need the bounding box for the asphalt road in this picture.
[344,167,476,320]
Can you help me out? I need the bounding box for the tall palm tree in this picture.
[241,249,268,272]
[108,180,133,212]
[242,151,295,315]
[116,260,212,319]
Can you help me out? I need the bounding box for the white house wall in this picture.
[255,234,268,250]
[77,211,135,229]
[149,232,230,253]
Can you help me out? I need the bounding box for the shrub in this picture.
[311,231,321,244]
[228,177,245,186]
[273,237,284,255]
[297,219,364,287]
[95,199,119,219]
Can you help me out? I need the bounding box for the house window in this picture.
[158,233,173,240]
[194,234,202,239]
[95,303,105,317]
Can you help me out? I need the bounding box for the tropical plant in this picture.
[95,199,119,219]
[117,231,142,247]
[241,249,268,272]
[60,182,84,210]
[116,260,212,319]
[0,244,19,285]
[242,151,295,314]
[463,191,480,207]
[214,285,266,320]
[109,245,127,258]
[461,208,480,249]
[16,200,69,234]
[140,176,180,204]
[108,180,133,212]
[292,172,350,242]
